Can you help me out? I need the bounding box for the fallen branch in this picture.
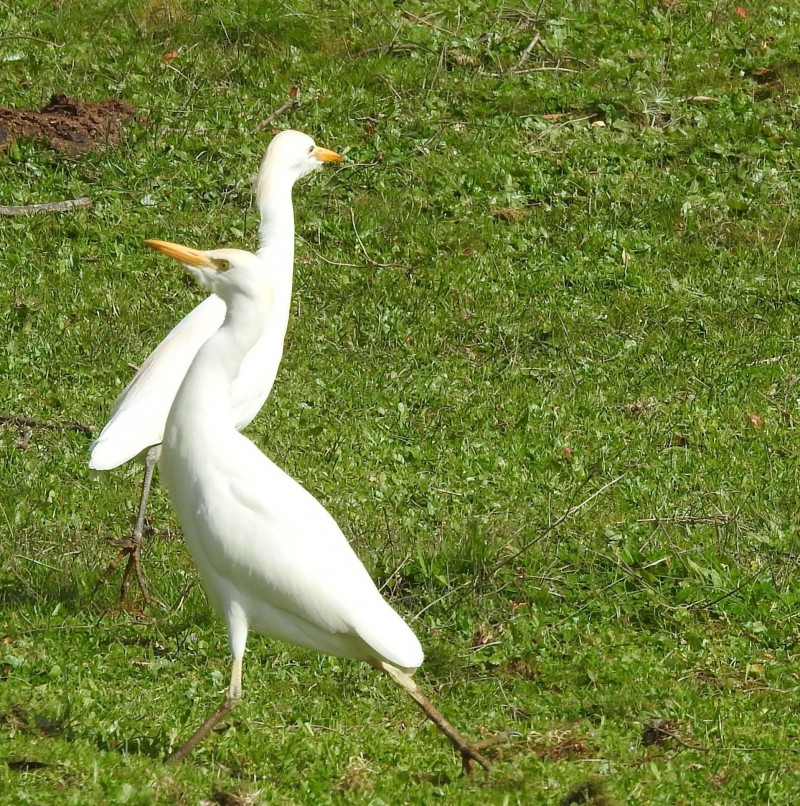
[0,414,93,437]
[0,197,92,216]
[255,99,300,132]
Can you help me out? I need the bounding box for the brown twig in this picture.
[498,8,546,28]
[0,197,92,217]
[255,99,300,132]
[0,414,93,437]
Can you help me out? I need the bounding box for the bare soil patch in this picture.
[0,93,134,153]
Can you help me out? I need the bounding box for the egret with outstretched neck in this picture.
[144,238,493,773]
[90,131,341,602]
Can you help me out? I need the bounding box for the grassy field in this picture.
[3,0,800,802]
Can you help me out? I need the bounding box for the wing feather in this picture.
[89,295,226,470]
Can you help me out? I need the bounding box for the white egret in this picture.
[145,238,492,773]
[90,131,342,602]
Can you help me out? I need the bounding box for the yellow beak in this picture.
[144,239,215,268]
[311,146,343,163]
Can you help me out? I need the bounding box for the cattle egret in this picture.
[145,239,491,773]
[90,131,341,602]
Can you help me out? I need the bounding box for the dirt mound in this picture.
[0,93,135,153]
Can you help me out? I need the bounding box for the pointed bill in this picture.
[311,146,343,162]
[144,239,215,268]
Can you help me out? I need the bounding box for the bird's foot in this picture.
[460,731,517,774]
[94,535,155,606]
[454,737,492,775]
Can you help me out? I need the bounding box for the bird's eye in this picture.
[214,258,231,272]
[308,145,315,155]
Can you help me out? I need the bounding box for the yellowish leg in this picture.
[167,658,243,764]
[378,661,493,775]
[95,446,160,604]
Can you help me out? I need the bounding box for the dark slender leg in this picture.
[94,445,160,603]
[378,661,495,775]
[167,658,243,764]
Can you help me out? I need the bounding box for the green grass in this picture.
[3,0,800,802]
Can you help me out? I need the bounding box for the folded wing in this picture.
[90,295,227,470]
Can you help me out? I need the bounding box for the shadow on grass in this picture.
[0,570,86,612]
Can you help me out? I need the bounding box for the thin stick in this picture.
[15,555,60,572]
[631,513,735,526]
[0,414,93,437]
[492,473,626,571]
[400,9,455,35]
[255,99,300,132]
[513,65,578,74]
[0,34,62,48]
[359,42,419,57]
[377,552,412,594]
[0,197,92,217]
[773,215,790,257]
[305,247,361,268]
[513,32,540,71]
[483,66,578,78]
[349,209,408,268]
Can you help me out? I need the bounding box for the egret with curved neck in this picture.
[145,239,493,774]
[90,131,341,602]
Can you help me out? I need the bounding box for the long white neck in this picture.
[166,284,273,442]
[218,164,299,429]
[256,165,296,260]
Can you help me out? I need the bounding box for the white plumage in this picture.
[90,295,225,471]
[146,239,490,772]
[165,393,425,673]
[90,131,342,600]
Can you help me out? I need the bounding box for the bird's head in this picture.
[256,130,342,192]
[144,239,268,302]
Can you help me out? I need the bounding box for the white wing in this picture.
[89,295,227,471]
[162,430,424,673]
